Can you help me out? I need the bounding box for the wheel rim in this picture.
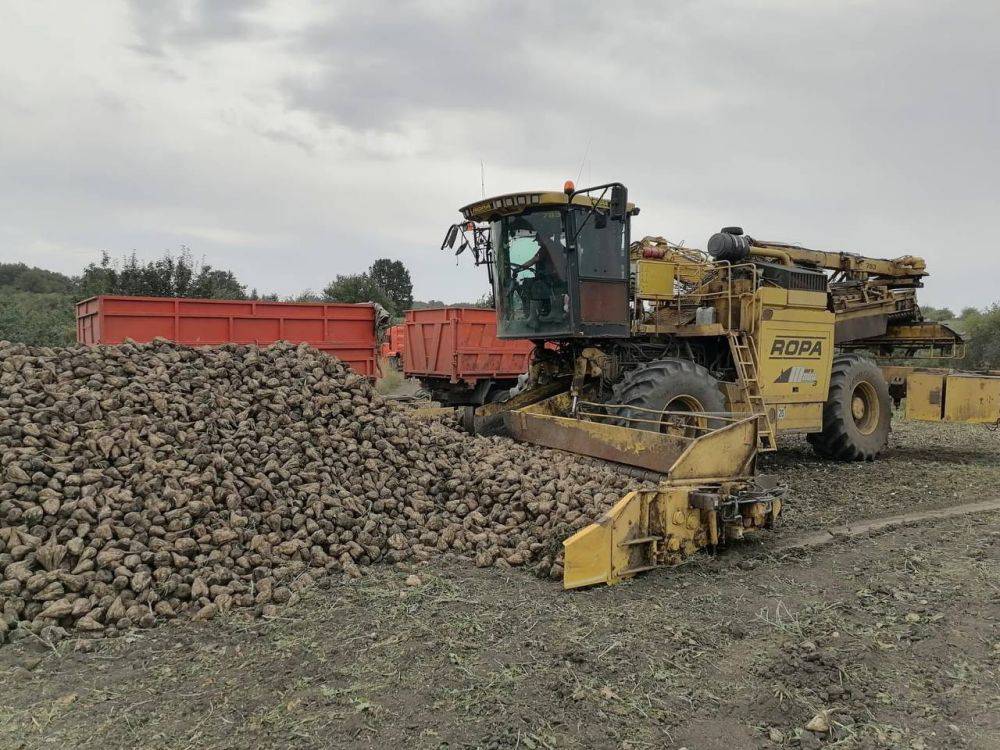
[851,381,880,435]
[659,394,706,438]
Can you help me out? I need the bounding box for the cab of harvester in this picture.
[442,182,636,340]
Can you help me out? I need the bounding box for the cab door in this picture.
[571,212,630,337]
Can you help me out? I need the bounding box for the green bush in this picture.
[0,289,77,346]
[962,304,1000,369]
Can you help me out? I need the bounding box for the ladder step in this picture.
[729,331,777,451]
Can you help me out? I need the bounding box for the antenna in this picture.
[480,160,486,198]
[576,135,592,184]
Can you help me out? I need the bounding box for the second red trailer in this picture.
[403,307,534,405]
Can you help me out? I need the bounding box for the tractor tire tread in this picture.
[609,358,726,431]
[808,354,890,461]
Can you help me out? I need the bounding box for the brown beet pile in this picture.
[0,340,640,642]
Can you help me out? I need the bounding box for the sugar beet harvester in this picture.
[442,181,996,588]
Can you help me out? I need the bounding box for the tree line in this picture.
[920,304,1000,369]
[0,250,420,347]
[2,249,997,370]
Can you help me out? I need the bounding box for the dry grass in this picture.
[374,357,404,394]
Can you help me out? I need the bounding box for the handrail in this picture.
[639,260,760,333]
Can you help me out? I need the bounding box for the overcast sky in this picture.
[2,1,997,308]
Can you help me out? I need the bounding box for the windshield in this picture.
[492,209,571,337]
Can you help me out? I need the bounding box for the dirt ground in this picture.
[1,419,998,750]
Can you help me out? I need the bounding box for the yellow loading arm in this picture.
[748,239,927,283]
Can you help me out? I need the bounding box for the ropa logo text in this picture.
[770,337,823,358]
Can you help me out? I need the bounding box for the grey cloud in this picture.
[127,0,271,57]
[123,1,999,188]
[2,1,998,308]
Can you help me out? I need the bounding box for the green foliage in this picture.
[322,273,392,310]
[920,305,955,322]
[80,248,246,300]
[0,263,78,346]
[2,250,249,347]
[0,263,77,294]
[962,304,1000,369]
[472,290,495,308]
[959,306,981,320]
[412,292,494,309]
[322,258,415,315]
[0,289,76,346]
[368,259,413,317]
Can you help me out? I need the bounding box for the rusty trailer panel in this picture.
[403,307,533,385]
[380,324,405,359]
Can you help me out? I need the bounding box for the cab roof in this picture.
[460,190,639,222]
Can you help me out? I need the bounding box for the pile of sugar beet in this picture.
[0,340,640,642]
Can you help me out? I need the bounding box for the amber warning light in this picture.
[563,180,575,194]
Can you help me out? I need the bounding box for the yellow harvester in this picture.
[442,181,999,587]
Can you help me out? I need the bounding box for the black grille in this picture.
[756,261,827,292]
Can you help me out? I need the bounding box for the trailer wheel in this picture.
[460,406,477,434]
[808,354,891,461]
[608,359,726,438]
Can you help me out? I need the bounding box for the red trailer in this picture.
[403,307,534,405]
[76,295,380,378]
[380,324,405,365]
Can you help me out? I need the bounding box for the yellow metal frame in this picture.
[559,416,769,589]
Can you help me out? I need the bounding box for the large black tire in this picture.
[808,354,891,461]
[608,359,726,436]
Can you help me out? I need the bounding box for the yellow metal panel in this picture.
[761,304,835,325]
[563,487,697,589]
[757,287,787,306]
[905,372,944,421]
[943,374,1000,424]
[667,417,758,481]
[770,402,823,433]
[505,402,691,474]
[636,259,675,300]
[787,290,829,308]
[756,316,834,404]
[506,395,757,479]
[562,493,632,589]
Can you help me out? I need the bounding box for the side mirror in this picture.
[441,224,459,250]
[456,239,468,256]
[610,185,627,220]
